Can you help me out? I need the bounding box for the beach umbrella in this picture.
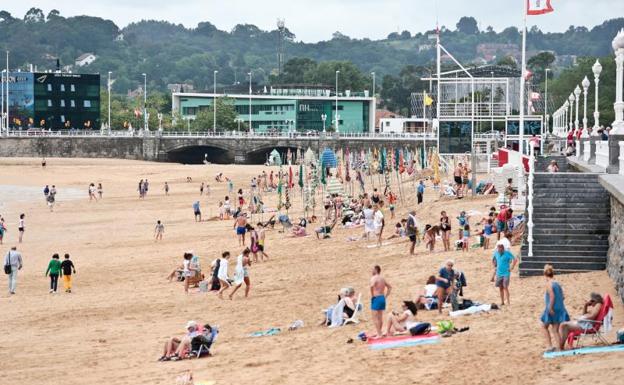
[399,150,405,174]
[326,176,344,195]
[298,164,304,188]
[432,151,441,185]
[380,148,387,174]
[288,166,294,188]
[321,162,327,185]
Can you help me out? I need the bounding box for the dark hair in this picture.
[52,253,60,259]
[403,301,418,316]
[257,222,263,227]
[426,275,436,285]
[20,213,25,219]
[222,251,230,258]
[395,222,402,228]
[64,253,70,259]
[183,253,192,260]
[464,224,470,231]
[490,206,496,211]
[373,265,381,274]
[590,292,604,304]
[242,248,251,255]
[203,324,212,333]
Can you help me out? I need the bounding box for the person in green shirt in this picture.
[45,253,62,294]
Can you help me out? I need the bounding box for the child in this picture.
[200,182,205,196]
[218,202,225,220]
[97,183,103,199]
[387,191,397,219]
[60,253,76,293]
[387,222,405,240]
[155,220,165,241]
[457,211,469,240]
[164,182,170,195]
[483,219,494,250]
[45,253,62,294]
[424,224,439,253]
[462,224,470,252]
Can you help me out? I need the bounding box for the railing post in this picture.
[527,145,535,257]
[607,134,624,174]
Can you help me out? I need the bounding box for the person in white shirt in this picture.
[18,214,25,243]
[4,247,23,294]
[362,205,375,240]
[217,251,231,299]
[385,301,419,336]
[499,232,512,251]
[373,204,385,246]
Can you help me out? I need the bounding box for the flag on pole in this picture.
[424,93,434,106]
[527,0,554,15]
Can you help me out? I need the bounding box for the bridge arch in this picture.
[245,145,304,164]
[166,145,234,164]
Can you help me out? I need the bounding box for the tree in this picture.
[276,57,317,84]
[303,61,367,91]
[399,30,411,40]
[24,8,45,23]
[192,97,239,131]
[527,51,556,83]
[497,55,518,69]
[456,17,479,35]
[0,11,15,23]
[46,9,61,21]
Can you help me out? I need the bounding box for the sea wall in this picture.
[607,195,624,303]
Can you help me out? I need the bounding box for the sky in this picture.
[4,0,624,42]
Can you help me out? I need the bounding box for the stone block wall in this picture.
[608,196,624,303]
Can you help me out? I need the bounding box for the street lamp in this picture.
[581,76,590,135]
[335,70,340,133]
[321,113,327,133]
[544,68,550,133]
[563,101,569,137]
[157,113,163,132]
[5,51,9,131]
[371,72,376,97]
[574,85,581,132]
[568,93,575,132]
[213,70,218,133]
[142,73,148,131]
[248,71,252,133]
[107,71,112,132]
[592,59,603,135]
[1,69,4,134]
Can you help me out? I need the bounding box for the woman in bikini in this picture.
[440,211,451,251]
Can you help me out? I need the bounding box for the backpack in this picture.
[409,322,431,336]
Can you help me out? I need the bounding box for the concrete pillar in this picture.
[607,134,624,174]
[588,137,598,165]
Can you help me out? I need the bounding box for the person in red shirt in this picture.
[496,208,513,241]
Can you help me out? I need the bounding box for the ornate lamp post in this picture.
[592,59,603,135]
[568,94,574,133]
[611,29,624,134]
[574,85,581,132]
[321,113,327,133]
[581,76,590,136]
[563,101,569,136]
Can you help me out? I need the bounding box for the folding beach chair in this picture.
[191,326,219,359]
[344,293,363,325]
[566,294,614,349]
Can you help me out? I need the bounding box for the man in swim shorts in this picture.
[370,265,392,338]
[234,213,248,246]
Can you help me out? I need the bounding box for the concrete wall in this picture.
[0,137,153,160]
[608,196,624,303]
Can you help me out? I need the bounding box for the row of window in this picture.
[39,99,95,108]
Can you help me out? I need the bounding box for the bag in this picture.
[409,322,431,336]
[191,335,212,353]
[437,320,455,333]
[4,264,11,275]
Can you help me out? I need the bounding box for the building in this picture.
[3,71,100,130]
[75,53,97,67]
[172,85,375,133]
[379,117,429,134]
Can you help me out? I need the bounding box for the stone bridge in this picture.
[0,132,437,164]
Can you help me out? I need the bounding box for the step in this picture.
[519,268,596,277]
[532,228,610,235]
[532,197,609,203]
[532,203,610,208]
[531,218,609,225]
[520,248,608,257]
[531,238,610,245]
[519,261,606,271]
[522,244,609,252]
[533,189,607,194]
[520,255,607,263]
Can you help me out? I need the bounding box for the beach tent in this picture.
[269,149,282,166]
[326,176,344,195]
[304,148,316,166]
[321,148,337,168]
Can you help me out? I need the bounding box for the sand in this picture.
[0,157,622,385]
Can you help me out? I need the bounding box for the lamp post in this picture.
[157,113,163,133]
[107,71,112,132]
[142,73,148,131]
[213,70,218,133]
[248,71,252,133]
[568,93,575,133]
[582,76,590,136]
[574,85,581,132]
[611,29,624,134]
[371,72,376,97]
[5,51,9,131]
[335,70,340,133]
[321,113,327,133]
[1,69,4,134]
[592,59,603,135]
[544,68,550,133]
[563,101,569,137]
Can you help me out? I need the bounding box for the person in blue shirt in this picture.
[192,201,201,222]
[457,211,469,240]
[491,242,517,306]
[435,260,456,314]
[416,180,425,205]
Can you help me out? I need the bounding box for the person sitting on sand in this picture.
[387,220,407,240]
[384,301,419,336]
[415,275,439,310]
[315,218,338,239]
[324,287,358,327]
[159,321,201,361]
[290,217,308,237]
[558,293,603,350]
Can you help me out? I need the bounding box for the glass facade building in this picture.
[173,91,375,133]
[3,72,100,130]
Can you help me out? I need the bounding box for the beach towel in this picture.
[367,334,440,350]
[232,254,244,286]
[450,304,491,317]
[329,299,346,328]
[543,344,624,359]
[249,328,281,338]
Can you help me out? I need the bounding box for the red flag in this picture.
[527,0,554,15]
[288,166,293,188]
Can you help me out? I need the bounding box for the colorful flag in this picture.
[527,0,554,15]
[424,93,434,106]
[298,164,304,188]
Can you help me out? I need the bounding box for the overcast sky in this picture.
[5,1,624,42]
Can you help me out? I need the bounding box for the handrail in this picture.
[527,145,535,257]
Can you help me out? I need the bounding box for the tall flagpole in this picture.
[519,3,527,154]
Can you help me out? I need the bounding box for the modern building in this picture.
[75,53,97,67]
[3,71,100,130]
[172,85,375,133]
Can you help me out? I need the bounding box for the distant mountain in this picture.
[1,8,622,93]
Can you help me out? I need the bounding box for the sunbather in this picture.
[315,218,338,239]
[159,321,200,361]
[558,293,603,350]
[384,301,418,336]
[415,275,439,310]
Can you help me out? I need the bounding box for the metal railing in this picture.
[2,129,438,141]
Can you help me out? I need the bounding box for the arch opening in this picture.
[246,146,303,165]
[167,145,234,164]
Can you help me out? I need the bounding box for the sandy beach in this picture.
[0,157,622,385]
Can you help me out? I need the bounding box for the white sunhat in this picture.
[186,320,197,330]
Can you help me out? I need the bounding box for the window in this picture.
[70,100,76,108]
[385,121,390,126]
[60,100,65,107]
[60,84,65,92]
[47,84,52,92]
[70,84,76,92]
[60,115,66,123]
[84,100,92,108]
[47,99,52,107]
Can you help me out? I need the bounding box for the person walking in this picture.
[369,265,392,339]
[229,248,252,299]
[45,253,62,294]
[416,180,425,205]
[60,253,76,293]
[97,183,103,199]
[406,210,418,255]
[491,242,517,306]
[193,201,201,222]
[164,182,170,196]
[18,214,25,243]
[4,246,23,294]
[154,220,165,241]
[540,264,569,353]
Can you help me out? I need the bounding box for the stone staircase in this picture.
[535,155,569,172]
[519,172,610,276]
